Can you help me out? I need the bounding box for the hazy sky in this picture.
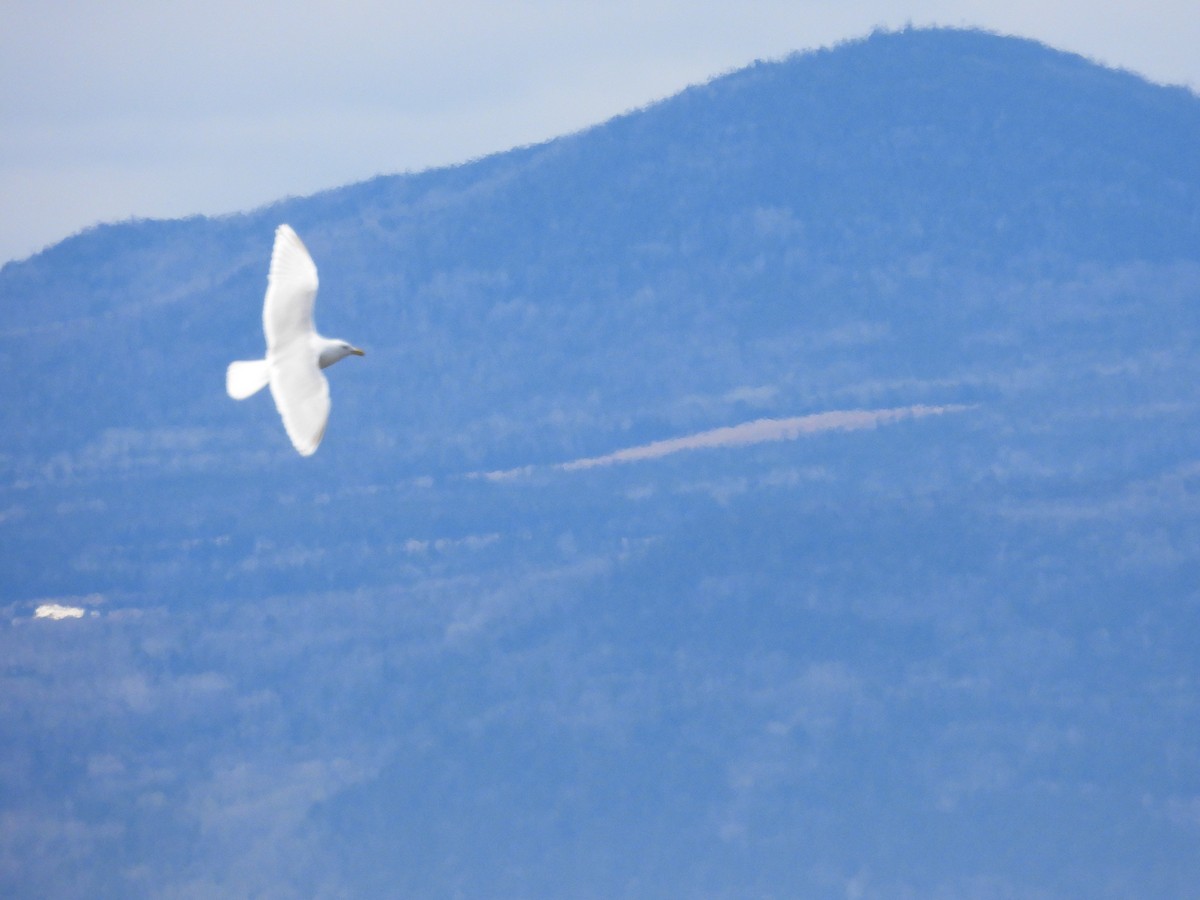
[3,1,1198,264]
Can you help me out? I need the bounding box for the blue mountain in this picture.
[2,28,1199,897]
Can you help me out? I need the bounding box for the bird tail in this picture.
[226,359,270,400]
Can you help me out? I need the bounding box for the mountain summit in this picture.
[2,28,1198,468]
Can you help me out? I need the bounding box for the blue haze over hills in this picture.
[2,28,1199,897]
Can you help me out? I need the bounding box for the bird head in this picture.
[317,339,365,369]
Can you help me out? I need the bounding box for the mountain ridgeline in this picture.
[2,28,1200,898]
[4,27,1198,469]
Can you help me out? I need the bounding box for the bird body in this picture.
[226,225,363,456]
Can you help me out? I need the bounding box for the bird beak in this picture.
[351,346,365,356]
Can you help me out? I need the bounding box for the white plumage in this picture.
[226,225,363,456]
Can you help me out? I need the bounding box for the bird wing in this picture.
[269,339,331,457]
[262,224,319,354]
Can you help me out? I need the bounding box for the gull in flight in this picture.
[226,224,364,456]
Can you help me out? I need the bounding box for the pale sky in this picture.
[2,1,1198,265]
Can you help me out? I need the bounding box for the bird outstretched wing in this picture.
[262,224,319,354]
[261,224,328,455]
[269,340,331,457]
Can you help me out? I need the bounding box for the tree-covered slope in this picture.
[1,28,1199,898]
[3,28,1198,468]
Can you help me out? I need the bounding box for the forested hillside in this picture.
[2,28,1199,897]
